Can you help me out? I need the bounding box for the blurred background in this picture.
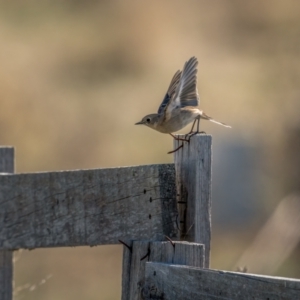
[0,0,299,299]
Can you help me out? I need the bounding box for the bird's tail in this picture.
[201,112,231,128]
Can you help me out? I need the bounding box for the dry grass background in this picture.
[0,1,300,299]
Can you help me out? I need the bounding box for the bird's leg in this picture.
[187,118,197,134]
[184,118,198,141]
[167,143,183,154]
[186,117,206,141]
[168,133,189,154]
[195,117,206,134]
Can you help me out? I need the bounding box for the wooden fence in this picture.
[0,135,299,300]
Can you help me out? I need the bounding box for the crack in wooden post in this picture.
[174,134,212,268]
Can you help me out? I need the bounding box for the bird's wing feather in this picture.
[157,70,182,115]
[163,57,199,121]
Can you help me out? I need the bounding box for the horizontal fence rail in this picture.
[144,262,300,300]
[0,164,178,250]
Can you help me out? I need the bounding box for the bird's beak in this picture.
[135,121,144,125]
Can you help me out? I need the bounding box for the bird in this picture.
[135,57,231,153]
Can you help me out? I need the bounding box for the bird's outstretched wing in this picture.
[163,57,199,121]
[157,70,182,115]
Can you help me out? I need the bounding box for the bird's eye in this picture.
[146,118,151,123]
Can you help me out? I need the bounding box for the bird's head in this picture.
[135,114,159,130]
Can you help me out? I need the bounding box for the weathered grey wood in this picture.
[0,147,14,174]
[0,164,178,249]
[123,241,204,300]
[128,241,150,300]
[121,240,133,300]
[174,134,212,267]
[144,263,300,300]
[0,147,14,300]
[0,251,13,300]
[172,241,204,267]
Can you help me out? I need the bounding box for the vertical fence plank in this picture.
[0,147,14,300]
[143,241,204,299]
[174,134,212,267]
[121,240,133,300]
[122,240,204,300]
[128,241,150,300]
[172,241,204,267]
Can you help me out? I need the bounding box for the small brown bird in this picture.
[135,57,231,153]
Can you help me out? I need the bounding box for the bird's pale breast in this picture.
[155,107,200,133]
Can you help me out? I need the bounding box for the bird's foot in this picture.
[187,130,206,136]
[175,137,190,142]
[168,131,206,154]
[169,133,190,142]
[184,131,206,142]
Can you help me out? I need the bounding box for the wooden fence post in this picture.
[0,147,14,300]
[174,134,212,267]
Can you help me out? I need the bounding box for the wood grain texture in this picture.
[122,241,204,300]
[144,263,300,300]
[174,134,212,267]
[121,240,133,300]
[0,164,178,249]
[0,147,14,300]
[128,241,149,300]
